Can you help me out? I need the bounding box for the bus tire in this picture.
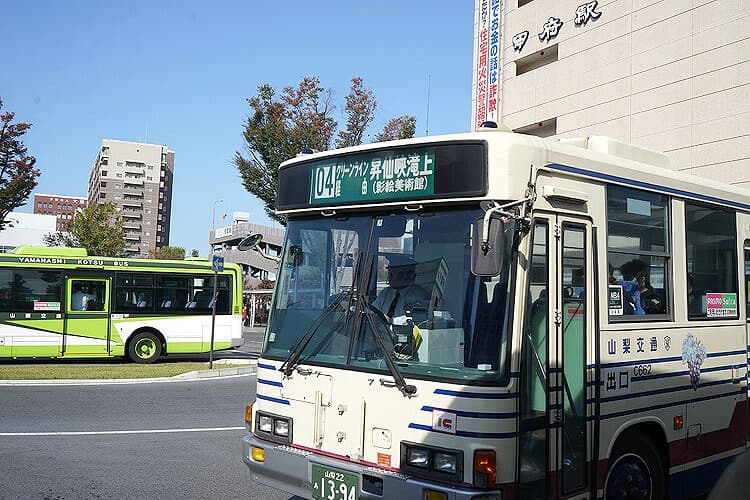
[128,331,162,364]
[604,433,665,500]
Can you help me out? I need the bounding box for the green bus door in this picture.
[63,277,112,356]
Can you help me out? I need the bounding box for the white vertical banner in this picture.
[474,0,490,129]
[486,0,502,124]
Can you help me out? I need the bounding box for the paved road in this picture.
[0,366,297,499]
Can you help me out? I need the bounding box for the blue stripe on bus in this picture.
[256,394,291,405]
[546,163,750,211]
[420,406,516,419]
[601,378,735,403]
[433,389,517,399]
[632,363,736,382]
[257,378,283,387]
[407,423,515,439]
[602,355,683,368]
[258,363,277,371]
[601,388,744,420]
[601,350,745,370]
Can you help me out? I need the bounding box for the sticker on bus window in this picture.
[431,410,457,434]
[705,293,737,318]
[34,301,60,311]
[608,285,623,316]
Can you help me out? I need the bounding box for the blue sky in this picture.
[4,1,475,255]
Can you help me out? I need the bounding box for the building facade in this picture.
[209,218,284,290]
[32,193,88,232]
[87,140,175,257]
[472,0,749,185]
[0,212,57,252]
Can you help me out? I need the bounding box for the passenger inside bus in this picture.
[71,283,96,311]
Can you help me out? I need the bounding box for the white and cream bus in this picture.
[242,126,749,499]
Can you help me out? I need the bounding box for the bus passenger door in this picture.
[553,217,593,498]
[518,216,594,499]
[63,277,112,356]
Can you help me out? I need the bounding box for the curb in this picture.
[0,360,258,386]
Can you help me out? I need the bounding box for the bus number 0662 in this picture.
[633,364,652,376]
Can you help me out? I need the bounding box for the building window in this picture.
[685,203,738,319]
[102,146,109,155]
[116,173,122,178]
[515,118,557,138]
[515,44,559,76]
[607,186,670,319]
[101,170,108,176]
[99,193,106,199]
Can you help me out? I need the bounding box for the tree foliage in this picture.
[0,99,41,231]
[44,202,125,257]
[232,76,335,225]
[335,77,377,149]
[148,246,185,260]
[374,115,417,142]
[234,76,415,225]
[189,249,200,257]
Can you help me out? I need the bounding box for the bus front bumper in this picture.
[242,434,502,500]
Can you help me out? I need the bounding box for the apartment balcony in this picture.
[121,200,142,208]
[122,222,141,230]
[120,212,142,220]
[125,233,141,242]
[123,178,144,187]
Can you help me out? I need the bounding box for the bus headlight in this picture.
[434,452,458,474]
[257,415,273,433]
[406,447,430,468]
[400,442,463,482]
[255,411,292,443]
[274,419,290,437]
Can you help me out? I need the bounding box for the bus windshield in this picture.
[263,207,515,385]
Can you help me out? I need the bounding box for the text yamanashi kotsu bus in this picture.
[242,127,750,499]
[0,246,243,363]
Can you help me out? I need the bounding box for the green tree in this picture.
[374,115,417,142]
[189,249,200,257]
[148,246,185,260]
[0,99,41,231]
[44,202,125,257]
[233,76,336,225]
[234,76,410,225]
[335,77,377,149]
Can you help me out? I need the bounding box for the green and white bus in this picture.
[0,246,243,363]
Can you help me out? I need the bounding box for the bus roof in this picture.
[12,246,88,257]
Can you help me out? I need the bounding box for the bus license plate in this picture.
[311,464,359,500]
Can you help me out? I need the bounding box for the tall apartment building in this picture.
[472,0,749,185]
[32,193,88,232]
[87,139,175,257]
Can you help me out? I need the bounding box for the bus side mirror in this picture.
[471,216,505,277]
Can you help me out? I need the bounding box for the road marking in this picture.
[0,372,257,387]
[0,426,245,437]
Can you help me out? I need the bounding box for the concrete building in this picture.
[87,139,175,257]
[32,193,88,232]
[472,0,749,185]
[0,212,57,252]
[209,215,284,290]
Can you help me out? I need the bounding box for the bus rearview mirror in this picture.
[471,216,505,277]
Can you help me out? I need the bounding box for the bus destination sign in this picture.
[309,151,436,204]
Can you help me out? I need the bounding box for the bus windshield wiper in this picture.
[358,297,417,398]
[279,252,365,377]
[278,292,350,377]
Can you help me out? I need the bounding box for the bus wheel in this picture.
[128,332,162,364]
[604,434,665,500]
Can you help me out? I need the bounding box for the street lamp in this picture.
[212,199,224,231]
[210,199,223,255]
